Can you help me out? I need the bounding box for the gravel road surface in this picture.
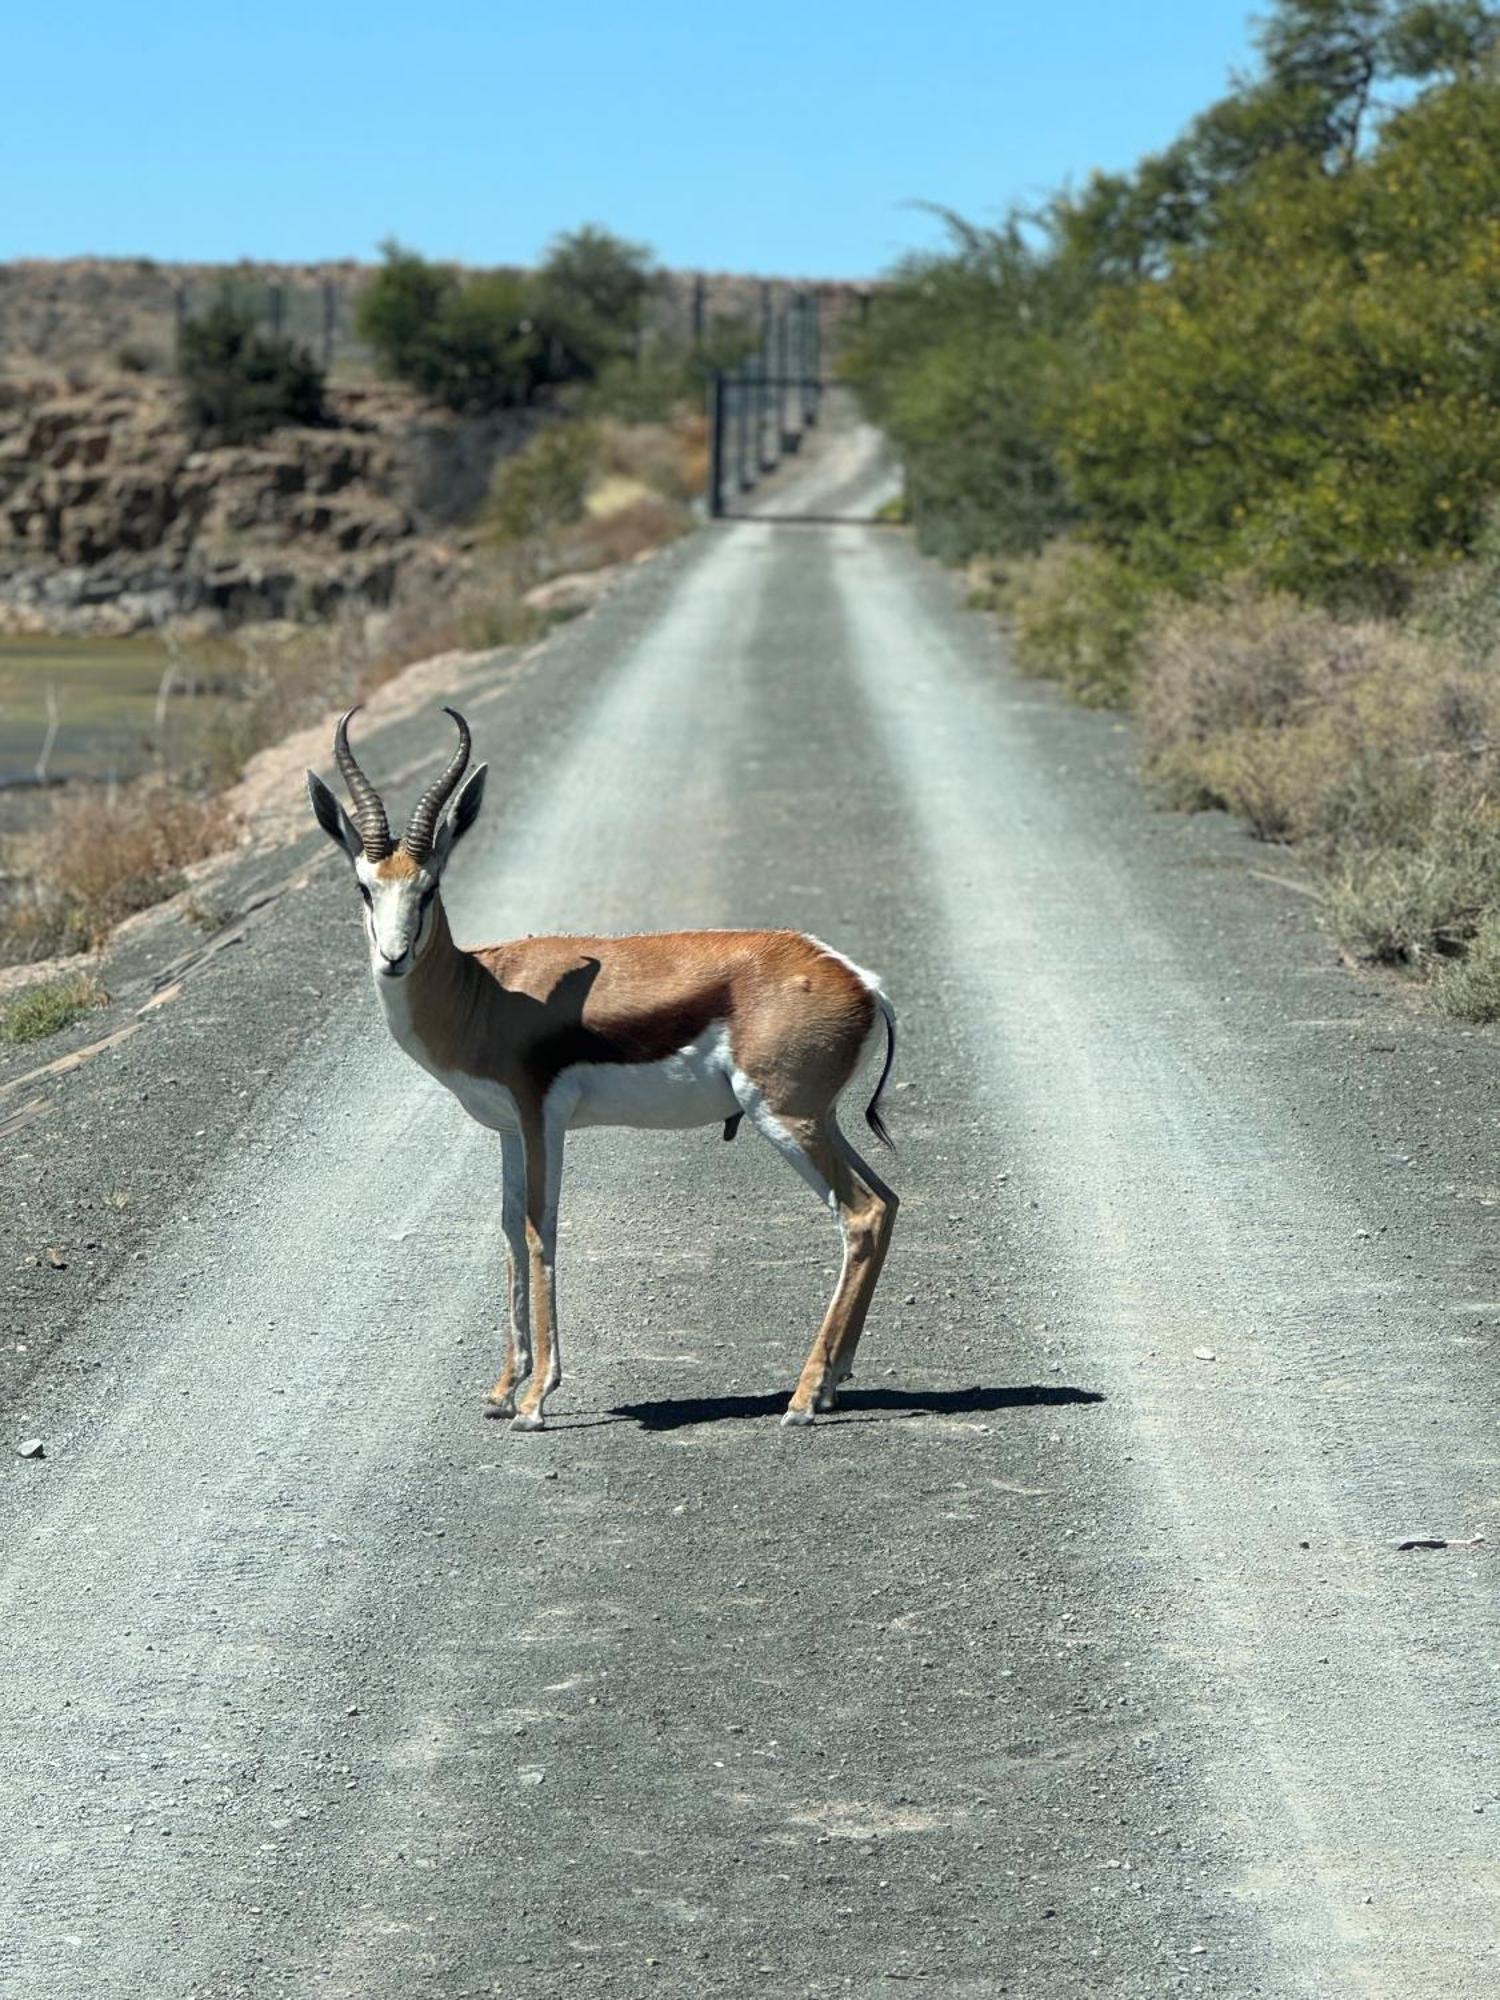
[3,412,1499,1999]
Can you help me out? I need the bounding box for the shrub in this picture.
[1434,916,1500,1022]
[529,225,664,383]
[115,340,165,374]
[1135,588,1500,839]
[998,540,1152,705]
[845,217,1080,563]
[570,494,691,568]
[178,300,326,443]
[1324,811,1500,965]
[1412,504,1500,665]
[356,244,539,412]
[0,973,107,1045]
[487,425,598,544]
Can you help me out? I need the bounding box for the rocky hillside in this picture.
[0,258,870,636]
[0,372,529,634]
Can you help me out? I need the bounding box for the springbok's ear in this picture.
[306,771,363,864]
[433,763,488,866]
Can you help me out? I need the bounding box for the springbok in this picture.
[307,706,899,1430]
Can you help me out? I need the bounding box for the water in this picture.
[0,636,238,786]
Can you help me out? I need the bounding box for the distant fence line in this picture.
[0,262,872,382]
[169,274,374,373]
[168,270,869,379]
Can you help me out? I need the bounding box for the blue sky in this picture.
[4,3,1260,278]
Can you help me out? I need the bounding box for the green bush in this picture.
[0,973,107,1045]
[178,301,326,443]
[357,244,540,412]
[529,225,664,383]
[487,425,598,543]
[844,217,1081,562]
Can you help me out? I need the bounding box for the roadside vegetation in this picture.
[0,229,729,1000]
[178,299,328,443]
[847,0,1500,1018]
[0,971,107,1046]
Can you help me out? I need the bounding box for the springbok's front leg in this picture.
[486,1132,532,1418]
[511,1113,566,1433]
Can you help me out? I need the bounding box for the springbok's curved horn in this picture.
[333,706,393,860]
[401,707,471,860]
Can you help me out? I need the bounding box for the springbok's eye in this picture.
[357,883,373,909]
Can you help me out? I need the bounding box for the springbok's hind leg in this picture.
[738,1104,898,1426]
[823,1125,899,1399]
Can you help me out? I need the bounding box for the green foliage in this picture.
[487,425,598,543]
[1060,76,1500,605]
[0,973,107,1045]
[356,244,539,412]
[854,0,1500,611]
[529,225,664,383]
[844,217,1083,561]
[177,300,326,443]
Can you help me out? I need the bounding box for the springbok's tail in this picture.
[865,993,897,1150]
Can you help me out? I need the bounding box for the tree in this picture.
[844,214,1085,560]
[177,299,326,444]
[528,225,664,382]
[1055,73,1500,604]
[357,243,540,412]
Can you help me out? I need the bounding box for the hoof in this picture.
[781,1404,816,1429]
[484,1396,516,1420]
[814,1387,841,1413]
[510,1409,546,1434]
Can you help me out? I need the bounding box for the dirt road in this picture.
[2,415,1498,1998]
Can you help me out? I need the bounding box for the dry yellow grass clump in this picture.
[1132,583,1500,1011]
[1,783,222,965]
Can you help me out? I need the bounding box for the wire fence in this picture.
[170,273,375,374]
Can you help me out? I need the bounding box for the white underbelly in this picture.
[565,1030,739,1131]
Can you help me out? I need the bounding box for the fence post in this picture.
[808,292,822,427]
[757,284,774,472]
[691,273,706,347]
[708,371,726,517]
[322,279,336,370]
[736,365,753,491]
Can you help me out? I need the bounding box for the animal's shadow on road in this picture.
[604,1383,1104,1433]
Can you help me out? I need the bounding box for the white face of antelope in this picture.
[354,850,442,980]
[306,705,488,984]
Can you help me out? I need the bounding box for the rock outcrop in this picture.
[0,376,532,634]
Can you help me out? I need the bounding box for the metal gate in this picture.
[705,289,826,519]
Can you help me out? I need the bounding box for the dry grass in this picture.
[1434,915,1500,1022]
[1131,577,1500,992]
[997,540,1151,707]
[1137,588,1500,837]
[0,782,221,964]
[1323,814,1500,964]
